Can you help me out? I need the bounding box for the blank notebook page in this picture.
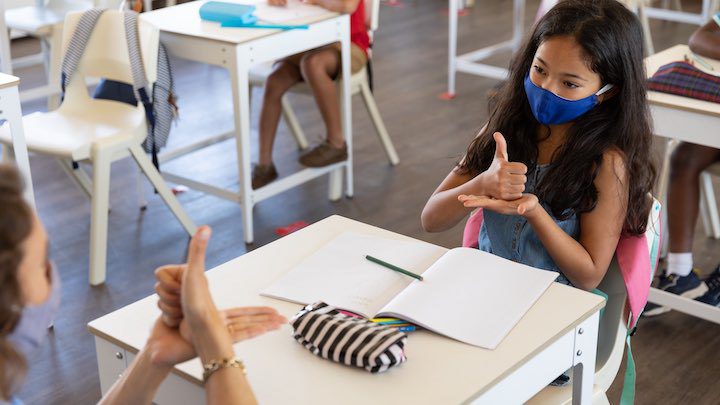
[261,232,446,318]
[379,247,559,349]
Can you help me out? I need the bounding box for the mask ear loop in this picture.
[596,84,614,95]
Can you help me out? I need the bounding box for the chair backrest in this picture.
[60,9,158,103]
[591,258,628,389]
[46,0,94,11]
[364,0,380,36]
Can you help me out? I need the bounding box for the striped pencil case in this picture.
[291,302,408,373]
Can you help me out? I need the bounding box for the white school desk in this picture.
[446,0,525,96]
[0,72,34,205]
[88,215,605,404]
[141,2,353,244]
[645,44,720,325]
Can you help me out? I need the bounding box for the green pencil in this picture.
[365,255,424,281]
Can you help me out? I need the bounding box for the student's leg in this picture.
[644,143,720,316]
[299,48,344,149]
[258,61,302,166]
[666,143,720,272]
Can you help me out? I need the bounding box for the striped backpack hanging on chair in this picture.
[60,8,177,169]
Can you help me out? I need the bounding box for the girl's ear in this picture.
[597,86,619,103]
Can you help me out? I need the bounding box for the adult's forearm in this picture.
[192,321,258,405]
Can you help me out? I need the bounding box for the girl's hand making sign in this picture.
[461,132,536,217]
[458,193,539,217]
[477,132,528,201]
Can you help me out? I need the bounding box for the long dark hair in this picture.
[458,0,655,235]
[0,164,32,401]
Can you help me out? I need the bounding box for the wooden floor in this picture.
[9,1,720,403]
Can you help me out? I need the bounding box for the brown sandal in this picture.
[252,163,278,189]
[298,141,348,168]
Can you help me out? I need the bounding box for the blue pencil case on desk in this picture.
[199,1,258,25]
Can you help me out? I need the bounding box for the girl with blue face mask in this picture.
[422,0,656,291]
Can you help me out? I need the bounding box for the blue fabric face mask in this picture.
[8,263,61,357]
[524,75,613,125]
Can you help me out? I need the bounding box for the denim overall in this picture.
[478,164,579,286]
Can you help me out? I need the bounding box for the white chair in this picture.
[527,260,628,405]
[0,9,196,285]
[0,0,102,106]
[249,0,399,166]
[528,199,661,405]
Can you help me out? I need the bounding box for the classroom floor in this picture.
[9,0,720,403]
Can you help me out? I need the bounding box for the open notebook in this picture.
[261,232,558,349]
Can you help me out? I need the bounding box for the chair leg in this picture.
[89,151,112,286]
[328,168,343,201]
[57,158,92,200]
[359,80,399,165]
[46,25,63,110]
[129,144,196,236]
[699,172,720,239]
[1,144,13,161]
[135,163,148,210]
[0,10,12,75]
[281,96,309,150]
[40,38,50,77]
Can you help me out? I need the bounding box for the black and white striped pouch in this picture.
[291,302,407,373]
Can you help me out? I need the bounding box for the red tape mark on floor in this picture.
[440,8,470,16]
[439,91,456,100]
[275,220,309,236]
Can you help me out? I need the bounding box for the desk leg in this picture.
[0,2,12,76]
[2,85,35,206]
[571,311,599,405]
[511,0,525,51]
[657,138,678,257]
[230,46,254,244]
[339,16,353,198]
[447,0,458,97]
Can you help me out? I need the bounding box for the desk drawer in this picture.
[94,338,128,395]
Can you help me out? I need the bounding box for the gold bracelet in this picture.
[202,357,246,383]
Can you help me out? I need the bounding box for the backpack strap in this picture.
[148,42,176,166]
[620,314,638,405]
[121,11,159,168]
[61,8,108,94]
